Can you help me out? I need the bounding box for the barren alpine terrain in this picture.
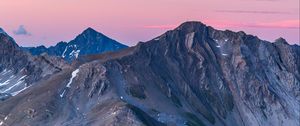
[0,21,299,126]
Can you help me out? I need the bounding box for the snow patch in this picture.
[1,70,11,76]
[2,80,24,93]
[0,71,28,96]
[74,50,80,58]
[66,69,80,88]
[11,85,30,96]
[60,89,66,98]
[18,75,27,81]
[0,80,10,86]
[222,53,228,56]
[0,115,8,126]
[69,50,81,58]
[62,46,68,58]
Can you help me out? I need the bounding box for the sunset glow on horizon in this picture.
[0,0,299,46]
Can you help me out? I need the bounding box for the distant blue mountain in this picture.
[22,28,128,61]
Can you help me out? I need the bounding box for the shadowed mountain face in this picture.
[0,22,299,126]
[0,30,68,101]
[23,28,128,61]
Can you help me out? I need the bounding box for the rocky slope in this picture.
[0,22,299,126]
[0,29,68,101]
[22,28,128,61]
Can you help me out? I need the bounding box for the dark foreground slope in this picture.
[0,22,299,126]
[22,28,128,61]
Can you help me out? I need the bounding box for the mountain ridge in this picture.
[22,27,128,61]
[0,21,299,126]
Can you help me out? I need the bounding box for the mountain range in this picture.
[22,28,128,61]
[0,21,299,126]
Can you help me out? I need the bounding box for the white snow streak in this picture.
[66,69,80,88]
[74,50,80,58]
[222,53,228,56]
[62,46,68,58]
[60,89,66,98]
[11,85,30,96]
[69,50,80,58]
[0,80,10,86]
[60,69,80,98]
[2,80,24,93]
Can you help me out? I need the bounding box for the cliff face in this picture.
[0,22,299,126]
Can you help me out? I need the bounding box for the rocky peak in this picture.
[78,27,104,40]
[175,21,208,34]
[70,27,127,49]
[274,37,289,45]
[22,27,128,61]
[82,27,98,34]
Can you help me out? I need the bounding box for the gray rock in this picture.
[0,21,299,126]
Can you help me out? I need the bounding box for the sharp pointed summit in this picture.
[82,27,97,33]
[23,28,128,61]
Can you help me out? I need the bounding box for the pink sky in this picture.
[0,0,299,46]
